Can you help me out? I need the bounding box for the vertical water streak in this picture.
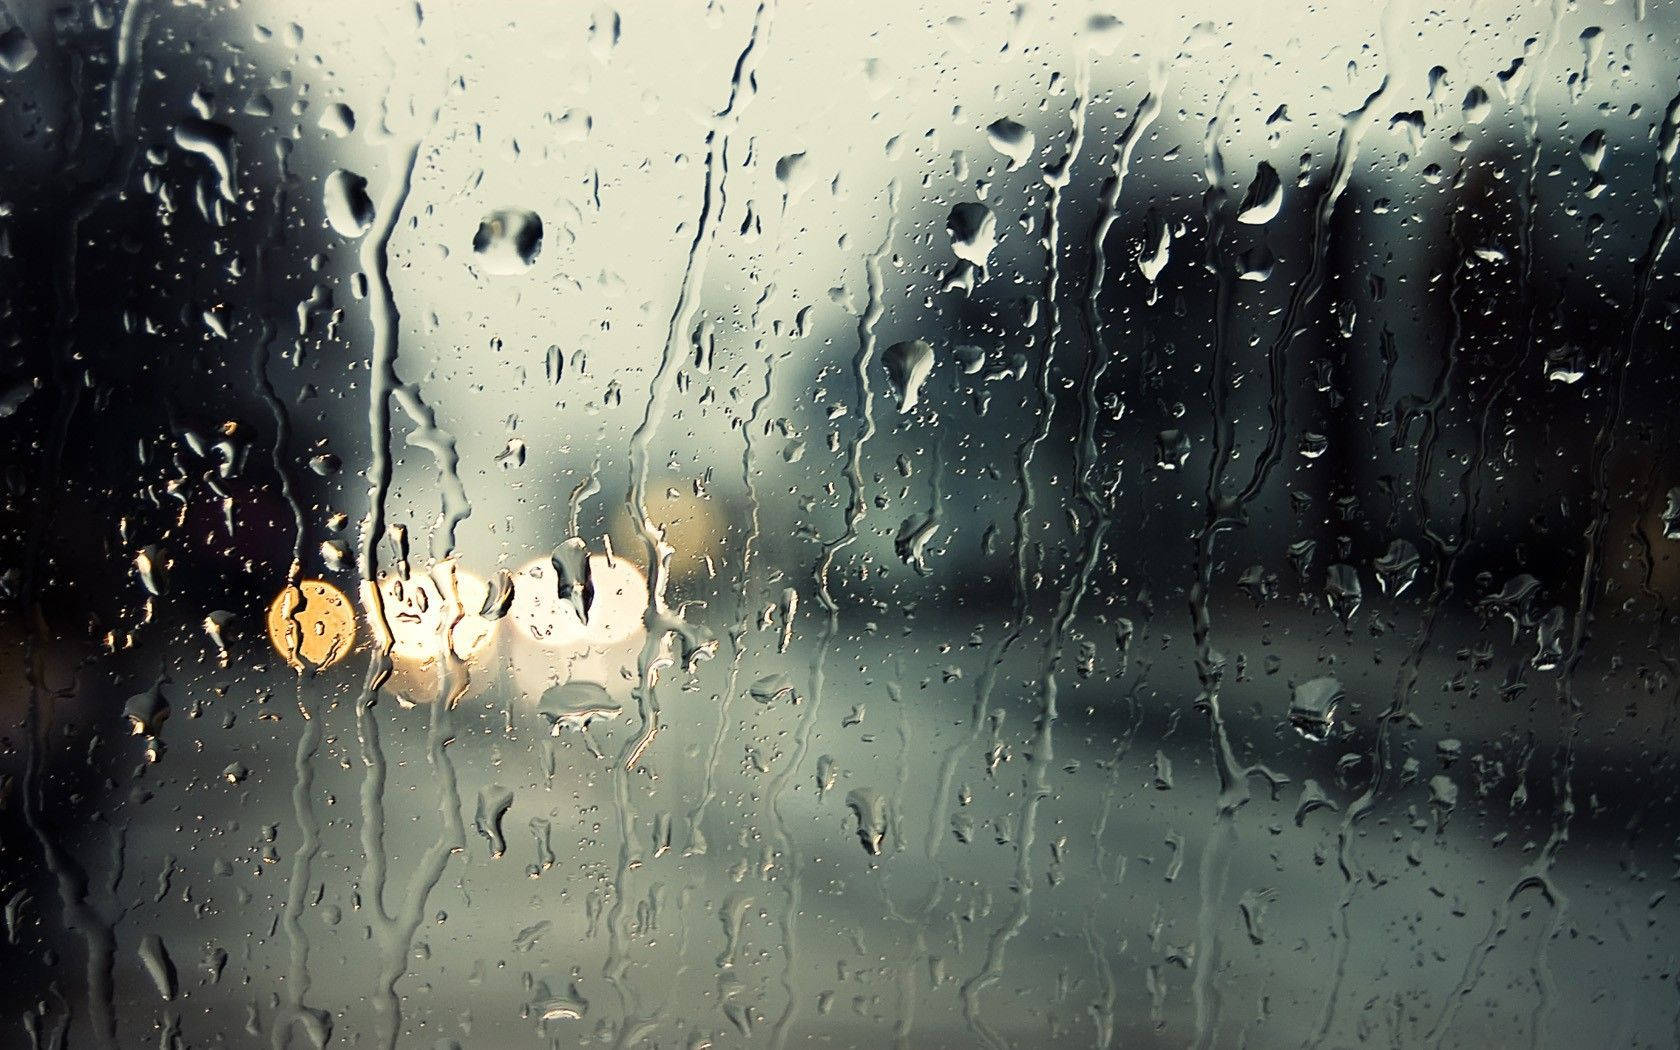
[767,179,898,1050]
[256,150,333,1049]
[345,136,475,1050]
[686,270,779,853]
[1309,200,1471,1048]
[609,7,773,1042]
[1185,8,1399,1039]
[17,5,154,1045]
[1428,79,1680,1050]
[958,53,1087,1050]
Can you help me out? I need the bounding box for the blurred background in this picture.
[2,0,1679,1047]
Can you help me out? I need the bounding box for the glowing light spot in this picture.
[266,580,356,670]
[374,565,495,663]
[508,552,646,649]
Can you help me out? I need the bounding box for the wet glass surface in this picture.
[2,1,1680,1047]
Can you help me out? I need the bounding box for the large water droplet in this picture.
[174,118,238,202]
[882,339,935,414]
[323,169,374,237]
[946,202,996,271]
[1289,677,1343,742]
[1462,85,1492,124]
[0,26,38,73]
[985,118,1034,171]
[473,208,544,275]
[538,681,621,733]
[1236,161,1282,225]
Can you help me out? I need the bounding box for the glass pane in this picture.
[2,1,1678,1047]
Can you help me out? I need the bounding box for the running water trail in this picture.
[343,128,475,1050]
[18,4,153,1046]
[1058,82,1167,1044]
[1313,10,1565,1043]
[891,51,1161,1050]
[608,5,771,1043]
[253,171,307,586]
[957,52,1087,1050]
[1426,81,1679,1050]
[1185,7,1398,1042]
[254,138,335,1050]
[879,463,947,1049]
[1511,0,1568,389]
[686,189,794,855]
[765,178,897,1050]
[921,56,1166,874]
[567,459,602,538]
[1305,18,1566,1023]
[1184,80,1247,1047]
[1308,197,1472,1050]
[349,138,420,1050]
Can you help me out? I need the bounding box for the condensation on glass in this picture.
[1,1,1678,1048]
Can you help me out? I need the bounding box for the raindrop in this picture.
[946,202,997,271]
[174,117,239,203]
[1373,539,1420,596]
[882,339,935,413]
[138,934,177,1002]
[1288,677,1343,742]
[474,785,516,858]
[1156,429,1190,470]
[323,169,374,237]
[317,102,355,137]
[1462,85,1492,124]
[1236,161,1282,225]
[845,789,889,855]
[984,118,1034,170]
[0,26,37,73]
[538,681,621,733]
[472,208,544,275]
[1325,564,1362,625]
